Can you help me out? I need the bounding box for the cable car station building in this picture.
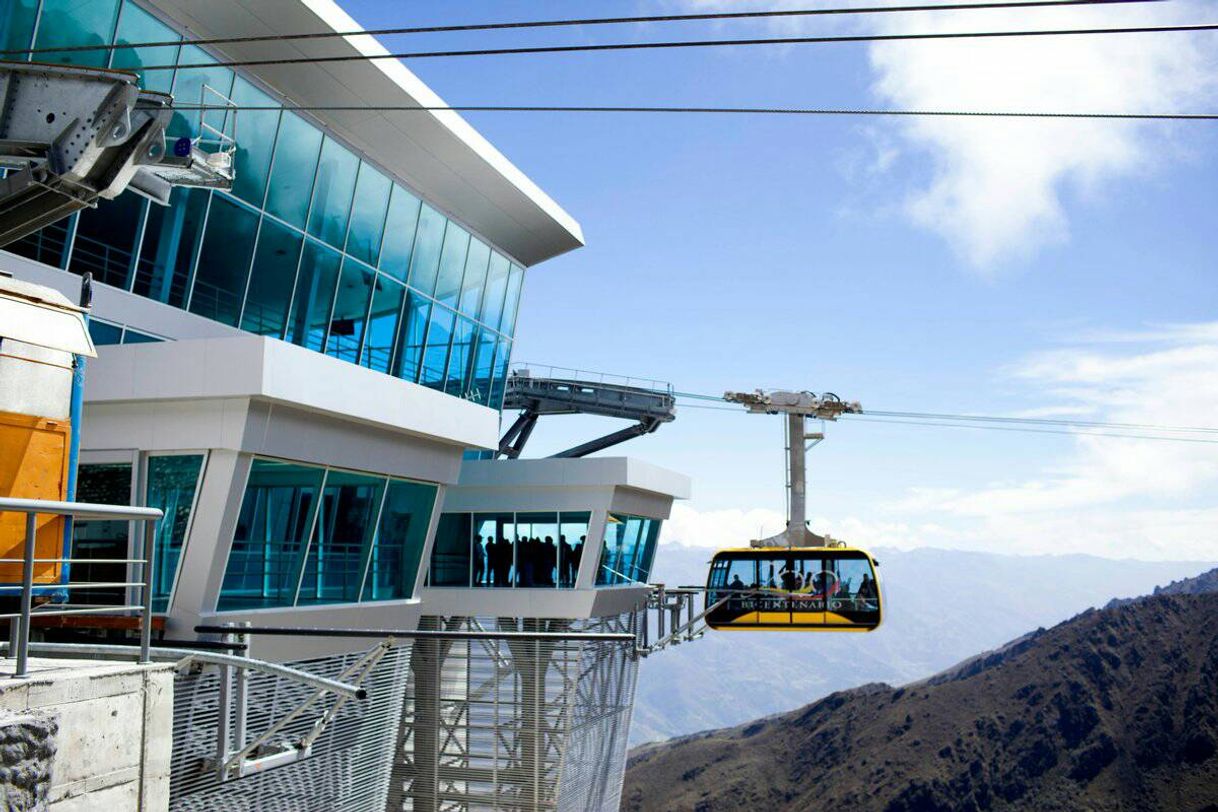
[0,1,689,809]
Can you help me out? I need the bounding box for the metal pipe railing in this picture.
[0,496,163,678]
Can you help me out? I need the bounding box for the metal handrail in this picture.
[0,497,163,678]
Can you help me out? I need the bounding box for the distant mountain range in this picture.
[623,566,1218,812]
[632,545,1214,745]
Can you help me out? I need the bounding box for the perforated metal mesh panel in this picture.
[391,614,640,812]
[169,646,410,812]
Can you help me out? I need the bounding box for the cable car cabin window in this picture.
[705,549,881,632]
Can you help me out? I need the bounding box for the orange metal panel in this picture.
[0,410,70,583]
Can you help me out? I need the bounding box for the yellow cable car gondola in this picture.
[705,544,881,631]
[703,389,882,632]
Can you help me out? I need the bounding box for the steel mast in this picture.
[723,390,862,548]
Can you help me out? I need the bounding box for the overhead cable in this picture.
[173,103,1218,121]
[0,0,1166,56]
[133,22,1218,71]
[839,416,1218,444]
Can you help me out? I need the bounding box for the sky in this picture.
[342,0,1218,561]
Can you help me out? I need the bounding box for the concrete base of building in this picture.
[0,657,174,812]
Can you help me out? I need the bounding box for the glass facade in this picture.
[218,458,436,610]
[428,511,590,589]
[596,513,662,586]
[3,0,526,409]
[70,454,205,610]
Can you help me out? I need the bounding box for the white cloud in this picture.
[868,2,1218,269]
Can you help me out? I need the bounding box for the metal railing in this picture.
[511,362,674,396]
[0,496,163,677]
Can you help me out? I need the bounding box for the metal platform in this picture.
[497,365,677,459]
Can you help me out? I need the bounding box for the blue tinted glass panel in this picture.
[471,513,512,588]
[286,240,340,351]
[135,187,208,307]
[229,77,279,207]
[444,317,475,398]
[88,320,123,346]
[168,45,234,139]
[121,329,161,344]
[364,479,436,601]
[501,264,525,336]
[419,307,454,388]
[307,137,359,247]
[69,193,144,290]
[33,0,119,67]
[326,259,374,363]
[298,470,384,606]
[392,294,429,382]
[110,1,179,92]
[480,252,510,330]
[407,204,445,296]
[489,338,511,409]
[189,195,258,326]
[363,276,404,374]
[146,454,204,612]
[428,514,471,587]
[219,459,323,611]
[514,512,559,588]
[459,238,490,317]
[7,217,73,269]
[345,163,391,266]
[241,217,302,337]
[433,223,469,308]
[558,512,590,588]
[265,113,322,228]
[471,329,497,406]
[638,519,663,583]
[0,0,38,55]
[378,185,420,282]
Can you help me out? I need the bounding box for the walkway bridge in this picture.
[497,365,677,458]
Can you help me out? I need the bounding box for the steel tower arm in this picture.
[0,61,235,246]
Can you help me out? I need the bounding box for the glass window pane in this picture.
[286,240,340,350]
[489,339,511,410]
[146,454,204,612]
[326,259,374,363]
[135,187,208,307]
[307,137,359,247]
[220,459,323,611]
[345,163,391,266]
[69,193,144,290]
[121,328,161,344]
[229,77,279,207]
[501,264,525,336]
[419,306,454,388]
[407,204,445,296]
[7,217,73,269]
[110,1,179,93]
[378,185,420,282]
[188,195,258,326]
[362,276,404,374]
[514,512,558,588]
[598,513,629,586]
[469,329,497,407]
[444,317,475,398]
[480,252,511,330]
[559,512,590,588]
[265,112,322,228]
[433,223,469,308]
[71,462,132,605]
[392,293,429,383]
[458,238,490,317]
[298,470,384,605]
[88,320,123,346]
[33,0,118,66]
[240,217,303,337]
[362,479,436,601]
[473,512,514,588]
[638,519,663,583]
[0,0,39,55]
[428,513,471,587]
[168,45,234,140]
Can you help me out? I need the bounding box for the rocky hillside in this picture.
[623,591,1218,812]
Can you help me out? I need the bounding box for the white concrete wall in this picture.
[0,658,174,812]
